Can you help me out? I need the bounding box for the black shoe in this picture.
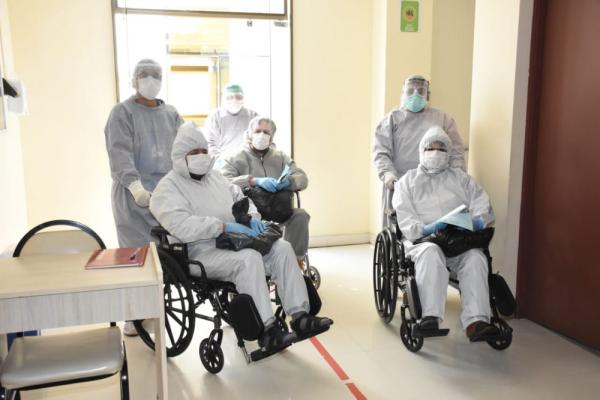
[258,324,294,349]
[290,314,333,342]
[466,321,501,342]
[418,316,439,331]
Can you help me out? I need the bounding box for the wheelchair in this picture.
[293,191,321,290]
[133,226,321,374]
[372,213,513,352]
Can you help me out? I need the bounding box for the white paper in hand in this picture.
[436,204,474,231]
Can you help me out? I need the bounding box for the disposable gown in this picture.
[205,107,258,160]
[373,106,465,227]
[104,96,183,247]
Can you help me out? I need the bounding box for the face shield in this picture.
[401,77,429,112]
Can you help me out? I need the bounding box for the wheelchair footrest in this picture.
[250,342,292,362]
[412,326,450,338]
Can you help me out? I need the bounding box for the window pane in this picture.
[113,12,291,154]
[117,0,285,15]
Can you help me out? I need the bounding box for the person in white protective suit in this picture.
[392,126,500,342]
[373,75,466,227]
[205,84,258,165]
[150,122,333,348]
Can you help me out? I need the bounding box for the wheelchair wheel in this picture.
[199,338,224,374]
[400,320,424,352]
[217,287,237,326]
[372,232,398,323]
[487,318,513,351]
[135,248,196,357]
[306,265,321,290]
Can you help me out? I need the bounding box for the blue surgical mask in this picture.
[404,94,427,113]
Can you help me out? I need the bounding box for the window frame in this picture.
[110,0,294,156]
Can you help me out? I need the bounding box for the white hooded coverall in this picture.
[149,124,309,325]
[392,127,494,329]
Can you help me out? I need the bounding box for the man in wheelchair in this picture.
[392,126,500,342]
[220,116,310,271]
[149,122,333,350]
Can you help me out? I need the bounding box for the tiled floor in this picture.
[23,244,600,399]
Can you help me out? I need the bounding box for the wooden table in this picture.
[0,242,168,399]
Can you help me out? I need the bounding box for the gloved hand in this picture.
[128,180,151,208]
[472,216,486,231]
[384,173,398,190]
[250,217,266,234]
[224,223,257,237]
[422,221,447,236]
[276,177,290,191]
[255,177,279,193]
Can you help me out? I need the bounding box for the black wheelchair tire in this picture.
[307,265,321,290]
[373,232,398,323]
[400,320,424,352]
[134,248,196,357]
[199,338,225,374]
[487,319,513,351]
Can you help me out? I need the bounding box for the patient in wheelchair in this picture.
[149,122,332,349]
[392,126,500,342]
[220,116,310,270]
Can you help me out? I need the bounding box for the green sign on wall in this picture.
[400,1,419,32]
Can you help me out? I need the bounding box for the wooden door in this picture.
[517,0,600,349]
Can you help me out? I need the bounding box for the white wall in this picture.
[8,0,118,246]
[293,0,373,246]
[0,0,27,255]
[469,0,534,291]
[430,0,475,145]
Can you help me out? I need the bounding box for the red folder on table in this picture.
[85,245,148,269]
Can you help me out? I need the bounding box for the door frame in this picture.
[515,0,547,317]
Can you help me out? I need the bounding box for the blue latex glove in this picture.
[422,221,447,236]
[276,177,290,191]
[255,177,278,193]
[472,216,486,231]
[224,223,257,237]
[250,217,266,234]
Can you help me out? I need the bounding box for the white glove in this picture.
[128,180,151,208]
[384,173,398,190]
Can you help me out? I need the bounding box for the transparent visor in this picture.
[403,83,428,97]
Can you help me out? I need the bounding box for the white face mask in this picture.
[225,100,243,115]
[186,154,213,175]
[421,150,449,172]
[251,132,271,151]
[137,77,161,100]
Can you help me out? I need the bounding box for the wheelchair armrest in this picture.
[151,226,170,241]
[187,260,208,281]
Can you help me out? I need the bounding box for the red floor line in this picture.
[309,337,368,400]
[346,383,368,400]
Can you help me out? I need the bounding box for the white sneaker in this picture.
[123,321,138,337]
